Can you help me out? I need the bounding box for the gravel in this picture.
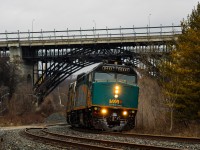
[0,112,68,150]
[0,128,4,143]
[0,124,200,150]
[0,126,77,150]
[44,113,66,124]
[49,126,200,150]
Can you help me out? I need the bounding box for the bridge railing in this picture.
[0,25,181,42]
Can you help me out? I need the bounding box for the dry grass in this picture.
[172,122,200,137]
[0,83,66,126]
[0,113,44,126]
[132,122,200,137]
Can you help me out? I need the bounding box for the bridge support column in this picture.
[9,43,22,62]
[9,44,33,85]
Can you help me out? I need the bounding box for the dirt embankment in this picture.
[136,77,166,130]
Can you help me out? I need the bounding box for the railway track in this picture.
[102,132,200,144]
[70,127,200,144]
[24,127,183,150]
[24,128,118,150]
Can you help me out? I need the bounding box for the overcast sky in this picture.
[0,0,199,32]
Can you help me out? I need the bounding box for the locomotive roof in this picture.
[75,63,138,79]
[93,63,137,75]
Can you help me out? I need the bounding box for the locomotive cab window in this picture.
[94,72,136,85]
[117,74,136,85]
[94,72,115,82]
[77,73,86,84]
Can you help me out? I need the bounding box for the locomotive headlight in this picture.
[114,85,120,98]
[115,85,119,90]
[101,108,107,115]
[122,111,128,116]
[114,94,118,98]
[114,85,120,95]
[115,89,119,94]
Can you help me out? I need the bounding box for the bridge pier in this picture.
[9,44,33,84]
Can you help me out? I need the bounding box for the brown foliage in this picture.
[136,76,167,130]
[8,84,35,116]
[0,57,22,96]
[0,113,44,126]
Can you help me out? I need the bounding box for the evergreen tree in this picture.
[175,3,200,120]
[160,2,200,124]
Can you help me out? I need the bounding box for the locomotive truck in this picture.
[66,63,139,131]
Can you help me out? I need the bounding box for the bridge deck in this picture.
[5,35,178,47]
[0,26,181,47]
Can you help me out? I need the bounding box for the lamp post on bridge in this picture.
[148,14,151,34]
[32,19,35,40]
[93,20,96,38]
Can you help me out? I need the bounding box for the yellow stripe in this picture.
[92,104,138,110]
[67,105,138,113]
[73,106,87,110]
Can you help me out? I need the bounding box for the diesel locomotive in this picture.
[66,63,139,131]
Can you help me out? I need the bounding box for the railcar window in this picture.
[117,74,136,85]
[94,72,115,82]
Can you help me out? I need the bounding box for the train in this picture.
[66,62,139,131]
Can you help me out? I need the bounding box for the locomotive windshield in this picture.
[117,74,136,84]
[94,72,115,82]
[94,72,136,85]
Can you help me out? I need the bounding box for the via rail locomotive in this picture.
[66,63,139,131]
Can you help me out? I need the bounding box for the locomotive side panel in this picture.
[67,75,92,112]
[66,83,76,112]
[74,84,91,109]
[75,84,86,108]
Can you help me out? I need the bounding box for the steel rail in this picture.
[25,128,120,150]
[102,132,200,143]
